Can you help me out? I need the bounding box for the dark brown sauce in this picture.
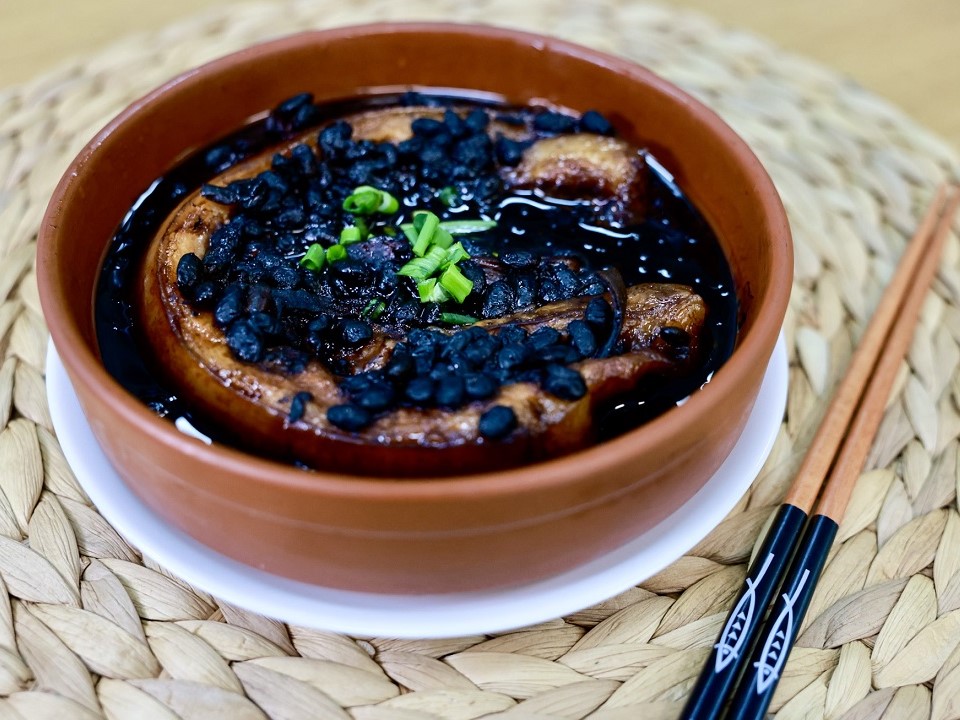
[95,91,737,456]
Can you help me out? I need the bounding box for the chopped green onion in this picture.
[441,242,470,269]
[431,288,451,304]
[377,191,399,214]
[326,244,347,264]
[412,211,440,257]
[355,216,369,240]
[384,226,397,238]
[342,185,400,216]
[413,211,429,232]
[400,223,418,244]
[397,245,447,281]
[441,312,478,325]
[402,216,495,249]
[340,225,363,245]
[417,278,451,304]
[439,186,460,208]
[299,243,326,272]
[439,264,474,303]
[396,211,483,304]
[431,226,454,250]
[439,219,498,234]
[342,188,379,214]
[411,232,432,257]
[361,299,386,320]
[417,278,435,303]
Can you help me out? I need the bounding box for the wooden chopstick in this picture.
[816,189,960,522]
[680,185,959,720]
[726,187,959,719]
[784,183,950,513]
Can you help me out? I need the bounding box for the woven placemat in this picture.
[3,1,960,718]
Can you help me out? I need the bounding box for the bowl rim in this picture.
[37,21,793,502]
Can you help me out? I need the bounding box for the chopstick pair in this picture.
[681,184,960,720]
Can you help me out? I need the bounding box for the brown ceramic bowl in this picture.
[37,23,791,593]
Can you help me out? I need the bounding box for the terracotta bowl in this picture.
[37,23,792,593]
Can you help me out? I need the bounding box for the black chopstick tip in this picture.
[725,515,838,720]
[679,504,808,720]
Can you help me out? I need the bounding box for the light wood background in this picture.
[1,0,958,148]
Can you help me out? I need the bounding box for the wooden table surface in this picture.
[2,0,958,149]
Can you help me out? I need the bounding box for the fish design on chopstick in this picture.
[753,569,811,694]
[713,551,775,672]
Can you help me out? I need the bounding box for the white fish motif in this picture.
[754,569,811,694]
[713,552,775,673]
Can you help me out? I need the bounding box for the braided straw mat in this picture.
[2,0,960,718]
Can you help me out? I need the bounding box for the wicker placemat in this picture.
[2,1,960,718]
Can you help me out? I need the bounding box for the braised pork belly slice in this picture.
[138,103,705,475]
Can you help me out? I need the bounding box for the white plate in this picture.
[47,337,787,638]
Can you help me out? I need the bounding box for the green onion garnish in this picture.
[377,191,399,214]
[431,226,454,250]
[441,242,470,269]
[342,188,379,215]
[401,217,497,242]
[361,298,386,320]
[355,216,369,240]
[438,219,498,234]
[412,211,440,257]
[384,226,397,238]
[343,185,399,216]
[326,244,347,264]
[400,224,418,244]
[441,312,478,325]
[417,278,436,303]
[299,243,326,272]
[397,245,447,281]
[340,226,363,245]
[396,211,481,304]
[439,264,474,303]
[439,186,460,208]
[417,278,451,304]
